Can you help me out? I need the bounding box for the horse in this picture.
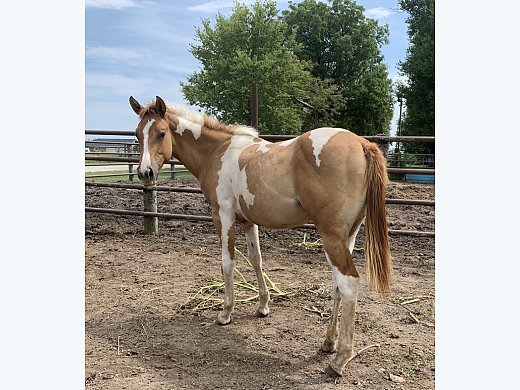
[129,95,392,376]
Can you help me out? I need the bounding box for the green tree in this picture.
[283,0,394,136]
[300,76,346,130]
[397,0,435,155]
[181,1,312,134]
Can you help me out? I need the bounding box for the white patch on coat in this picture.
[219,203,234,273]
[175,117,202,140]
[325,252,359,299]
[255,139,271,153]
[279,137,297,147]
[309,128,350,167]
[140,119,155,174]
[216,134,256,215]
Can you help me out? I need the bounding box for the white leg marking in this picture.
[139,119,155,174]
[244,224,269,316]
[309,128,350,167]
[325,252,359,299]
[219,204,234,259]
[217,207,235,325]
[325,251,359,375]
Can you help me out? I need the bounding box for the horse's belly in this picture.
[238,195,309,229]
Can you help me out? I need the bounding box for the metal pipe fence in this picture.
[85,130,435,237]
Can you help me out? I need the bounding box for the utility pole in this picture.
[397,95,403,153]
[251,85,259,130]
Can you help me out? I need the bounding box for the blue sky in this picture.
[7,4,520,388]
[86,0,409,135]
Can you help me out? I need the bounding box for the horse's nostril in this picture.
[145,168,154,180]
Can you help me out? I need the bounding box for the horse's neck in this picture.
[171,126,231,179]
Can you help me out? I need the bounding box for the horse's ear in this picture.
[129,96,142,115]
[155,96,167,118]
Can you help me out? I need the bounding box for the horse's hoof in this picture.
[325,363,343,377]
[321,340,337,353]
[255,308,269,318]
[216,313,231,325]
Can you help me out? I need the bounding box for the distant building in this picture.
[85,138,138,153]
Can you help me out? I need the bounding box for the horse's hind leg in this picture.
[322,220,363,353]
[242,221,270,317]
[321,231,360,377]
[321,283,341,353]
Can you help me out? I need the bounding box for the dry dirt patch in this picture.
[86,180,434,389]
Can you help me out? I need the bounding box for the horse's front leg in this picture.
[242,221,269,317]
[213,207,236,325]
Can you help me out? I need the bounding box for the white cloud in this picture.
[188,0,254,13]
[86,46,196,75]
[86,46,145,62]
[85,0,140,10]
[365,7,395,20]
[86,72,152,96]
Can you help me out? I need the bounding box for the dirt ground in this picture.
[85,178,435,389]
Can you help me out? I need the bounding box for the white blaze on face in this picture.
[140,119,155,174]
[309,128,350,167]
[325,252,359,299]
[175,117,202,140]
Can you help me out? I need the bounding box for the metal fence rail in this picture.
[85,207,434,238]
[85,130,435,237]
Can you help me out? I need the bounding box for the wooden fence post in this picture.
[143,188,158,234]
[170,162,176,179]
[375,133,390,159]
[128,164,134,181]
[251,85,258,130]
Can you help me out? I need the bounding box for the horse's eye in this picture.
[158,132,166,140]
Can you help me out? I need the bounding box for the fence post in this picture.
[170,162,176,179]
[125,144,134,181]
[143,188,158,234]
[251,85,259,130]
[128,164,134,181]
[374,133,390,159]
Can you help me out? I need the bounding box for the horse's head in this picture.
[129,96,173,186]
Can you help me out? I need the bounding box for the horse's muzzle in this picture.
[137,166,156,184]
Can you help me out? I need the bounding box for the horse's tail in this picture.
[362,141,393,297]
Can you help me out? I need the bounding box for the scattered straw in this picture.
[345,344,381,365]
[182,247,290,312]
[291,233,323,250]
[303,305,329,318]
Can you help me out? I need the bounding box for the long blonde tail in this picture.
[362,141,393,297]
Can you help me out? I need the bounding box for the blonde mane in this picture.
[164,102,258,138]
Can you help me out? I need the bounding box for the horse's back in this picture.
[235,128,370,230]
